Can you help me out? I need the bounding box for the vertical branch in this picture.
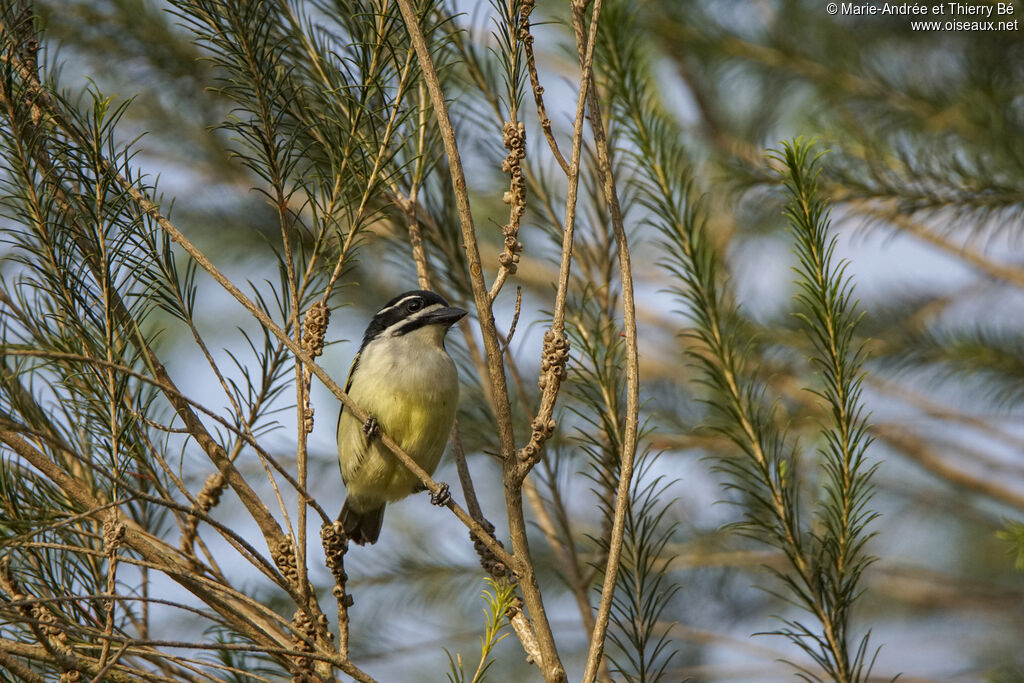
[321,521,352,660]
[92,96,125,674]
[394,2,568,681]
[406,80,433,291]
[273,173,311,606]
[440,15,604,652]
[573,38,640,683]
[98,513,126,673]
[280,187,311,607]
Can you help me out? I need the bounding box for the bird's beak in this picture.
[422,306,467,327]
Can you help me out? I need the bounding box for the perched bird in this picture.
[337,290,466,545]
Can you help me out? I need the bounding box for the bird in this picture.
[336,290,466,545]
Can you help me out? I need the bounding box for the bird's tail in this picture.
[339,499,385,545]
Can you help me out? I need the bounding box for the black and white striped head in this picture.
[359,290,466,350]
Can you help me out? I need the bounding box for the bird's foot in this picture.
[430,482,451,507]
[362,416,380,440]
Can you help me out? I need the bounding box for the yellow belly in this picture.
[337,341,458,505]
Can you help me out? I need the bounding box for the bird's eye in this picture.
[408,300,423,312]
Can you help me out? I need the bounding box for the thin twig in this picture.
[513,0,605,477]
[521,0,569,174]
[89,639,131,683]
[500,286,523,353]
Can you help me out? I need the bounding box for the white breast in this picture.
[355,325,458,400]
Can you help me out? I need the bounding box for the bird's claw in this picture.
[362,416,380,440]
[430,482,451,507]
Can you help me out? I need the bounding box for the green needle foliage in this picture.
[613,20,882,670]
[0,48,188,680]
[773,139,879,682]
[658,137,880,682]
[444,577,516,683]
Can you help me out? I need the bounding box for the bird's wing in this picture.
[336,350,361,432]
[337,351,365,487]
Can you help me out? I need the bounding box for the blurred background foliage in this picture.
[4,0,1024,680]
